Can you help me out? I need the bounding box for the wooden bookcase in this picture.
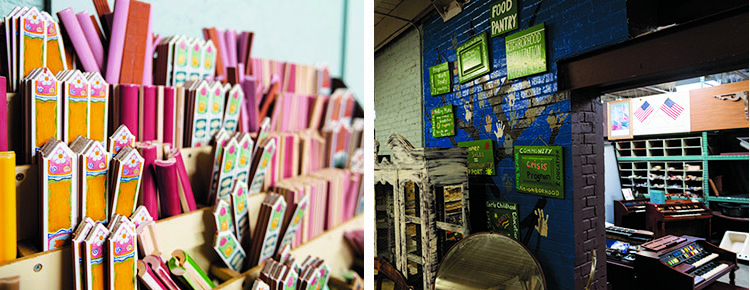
[374,134,469,290]
[614,132,749,205]
[0,145,363,288]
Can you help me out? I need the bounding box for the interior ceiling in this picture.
[602,69,749,102]
[375,0,433,52]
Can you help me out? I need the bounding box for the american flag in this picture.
[660,98,684,120]
[634,101,654,122]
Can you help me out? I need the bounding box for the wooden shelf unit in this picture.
[0,145,363,289]
[614,132,749,205]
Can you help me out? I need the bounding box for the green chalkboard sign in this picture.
[514,146,563,198]
[458,139,495,175]
[490,0,518,37]
[486,200,520,240]
[506,23,547,79]
[457,32,490,84]
[429,62,451,95]
[431,105,455,138]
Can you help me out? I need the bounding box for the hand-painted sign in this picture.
[431,105,455,138]
[514,145,563,198]
[506,23,547,79]
[490,0,518,37]
[457,32,490,84]
[458,139,495,175]
[429,62,451,95]
[486,200,519,240]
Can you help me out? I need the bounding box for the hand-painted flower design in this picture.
[223,246,233,256]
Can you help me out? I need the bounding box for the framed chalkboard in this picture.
[514,146,563,198]
[506,23,547,79]
[431,105,455,138]
[458,139,495,175]
[486,200,520,240]
[429,62,451,95]
[457,32,490,84]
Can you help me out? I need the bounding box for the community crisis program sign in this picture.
[514,146,563,198]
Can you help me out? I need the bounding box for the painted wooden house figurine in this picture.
[39,138,78,251]
[374,134,469,290]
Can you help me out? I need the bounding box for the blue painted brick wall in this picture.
[421,0,627,289]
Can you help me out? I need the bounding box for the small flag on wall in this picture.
[660,98,684,120]
[634,101,654,122]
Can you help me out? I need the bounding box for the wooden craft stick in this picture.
[139,143,159,218]
[119,84,139,139]
[201,41,216,80]
[107,218,137,290]
[85,72,108,145]
[109,124,135,156]
[138,260,168,290]
[83,223,109,290]
[119,0,150,84]
[243,33,254,76]
[209,82,226,138]
[142,11,153,85]
[105,0,130,83]
[162,86,176,146]
[79,140,109,224]
[230,182,249,240]
[58,9,99,73]
[189,81,211,147]
[62,71,90,144]
[131,206,160,256]
[75,12,104,71]
[216,138,239,202]
[110,147,144,218]
[154,159,181,217]
[212,199,234,235]
[171,37,189,87]
[213,231,246,272]
[234,134,254,184]
[41,12,67,74]
[224,30,237,68]
[241,79,259,132]
[171,150,197,211]
[20,8,46,78]
[222,84,243,133]
[72,217,95,290]
[250,279,270,290]
[0,152,14,263]
[143,255,181,290]
[207,130,230,204]
[168,250,215,290]
[39,139,78,251]
[215,29,229,77]
[277,194,308,252]
[27,68,61,162]
[141,85,157,141]
[188,39,203,81]
[249,138,277,193]
[202,28,225,79]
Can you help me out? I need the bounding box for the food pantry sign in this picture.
[490,0,518,37]
[514,146,563,198]
[506,23,547,79]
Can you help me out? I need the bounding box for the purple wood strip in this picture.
[140,144,159,220]
[216,29,229,77]
[162,86,175,146]
[119,84,140,137]
[141,85,156,141]
[154,159,181,218]
[172,150,196,211]
[225,29,237,68]
[241,79,258,132]
[76,12,105,71]
[105,0,131,83]
[57,9,100,73]
[237,32,248,66]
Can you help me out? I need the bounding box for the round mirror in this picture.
[434,233,546,290]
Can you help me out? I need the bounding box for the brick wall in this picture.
[375,28,424,155]
[572,91,606,290]
[419,0,628,289]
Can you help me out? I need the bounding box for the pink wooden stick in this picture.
[140,143,159,220]
[119,84,140,137]
[224,29,237,68]
[141,85,156,141]
[105,0,131,83]
[142,10,153,85]
[172,150,196,211]
[76,12,105,71]
[154,159,181,218]
[215,29,229,77]
[57,9,100,73]
[162,86,175,146]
